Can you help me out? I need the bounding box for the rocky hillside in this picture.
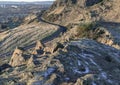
[43,0,120,26]
[0,0,120,85]
[43,0,120,50]
[0,39,120,85]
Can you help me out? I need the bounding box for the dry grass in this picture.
[48,6,65,16]
[76,23,94,38]
[0,31,10,42]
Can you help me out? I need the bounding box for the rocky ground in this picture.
[0,0,120,85]
[0,39,120,85]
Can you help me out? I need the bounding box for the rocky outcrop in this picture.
[35,40,44,50]
[27,55,36,68]
[74,74,94,85]
[43,42,64,54]
[43,47,53,54]
[9,47,26,67]
[91,22,120,49]
[32,40,44,55]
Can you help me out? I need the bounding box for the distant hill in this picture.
[0,1,54,5]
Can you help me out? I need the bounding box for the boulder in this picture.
[9,47,26,67]
[74,74,94,85]
[27,55,36,68]
[32,50,38,55]
[43,47,53,54]
[43,42,64,54]
[74,78,83,85]
[35,40,44,50]
[32,40,44,55]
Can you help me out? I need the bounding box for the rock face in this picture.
[9,47,26,67]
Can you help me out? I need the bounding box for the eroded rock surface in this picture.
[1,39,120,85]
[9,47,26,67]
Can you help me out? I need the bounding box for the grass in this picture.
[76,22,95,38]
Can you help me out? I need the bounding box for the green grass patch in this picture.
[76,23,95,38]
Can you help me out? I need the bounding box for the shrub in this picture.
[76,23,94,38]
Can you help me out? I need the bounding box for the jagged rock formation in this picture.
[43,47,53,54]
[35,40,44,50]
[9,47,26,67]
[27,55,36,68]
[32,40,44,55]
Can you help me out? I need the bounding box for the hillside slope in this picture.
[0,39,120,85]
[43,0,120,50]
[43,0,120,26]
[0,0,120,85]
[0,14,65,56]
